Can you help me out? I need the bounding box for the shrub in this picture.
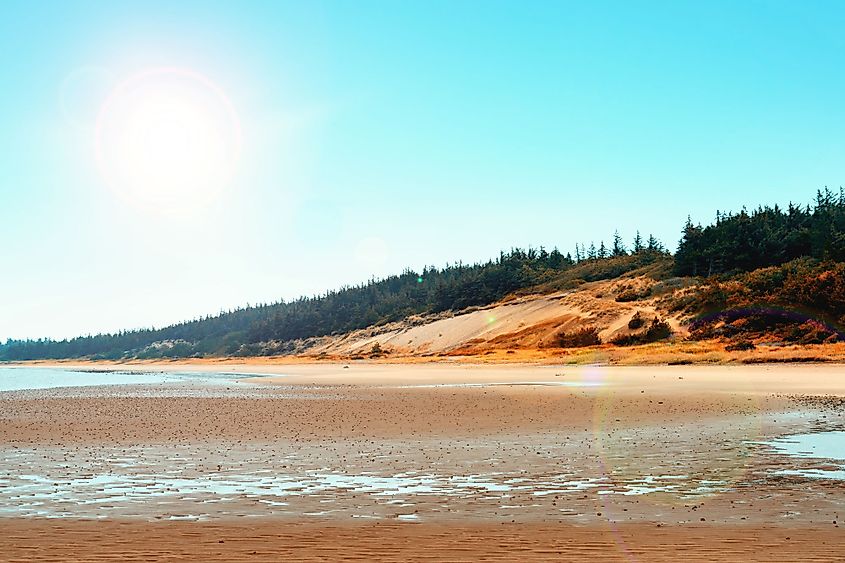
[726,341,755,352]
[556,327,601,348]
[628,311,646,330]
[689,308,842,344]
[616,287,651,302]
[644,318,672,341]
[612,318,672,346]
[794,320,838,344]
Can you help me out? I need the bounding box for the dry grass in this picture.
[16,340,845,368]
[406,339,845,365]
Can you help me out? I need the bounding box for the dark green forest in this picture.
[675,188,845,276]
[3,189,845,361]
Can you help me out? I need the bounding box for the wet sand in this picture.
[1,363,844,561]
[3,520,844,562]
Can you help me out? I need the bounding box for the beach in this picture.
[4,520,843,562]
[1,362,844,561]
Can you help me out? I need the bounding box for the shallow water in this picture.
[764,430,845,480]
[0,404,817,521]
[0,367,254,392]
[0,433,755,521]
[767,431,845,461]
[0,466,718,519]
[0,412,839,522]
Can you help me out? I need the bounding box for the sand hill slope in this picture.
[295,277,686,357]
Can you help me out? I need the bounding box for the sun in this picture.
[95,68,241,213]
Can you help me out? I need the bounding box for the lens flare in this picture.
[95,67,242,213]
[589,368,765,529]
[535,365,772,562]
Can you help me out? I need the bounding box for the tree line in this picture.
[675,187,845,276]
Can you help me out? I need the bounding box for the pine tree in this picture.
[598,241,608,259]
[612,230,626,257]
[674,216,703,276]
[646,234,662,253]
[632,231,643,254]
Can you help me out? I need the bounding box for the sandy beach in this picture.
[3,520,844,562]
[6,0,844,560]
[1,362,844,561]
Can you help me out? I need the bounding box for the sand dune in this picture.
[299,278,686,357]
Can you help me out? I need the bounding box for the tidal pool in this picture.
[765,430,845,480]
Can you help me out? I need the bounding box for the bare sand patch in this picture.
[2,520,843,562]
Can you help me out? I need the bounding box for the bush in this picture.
[793,320,838,344]
[644,318,672,341]
[726,341,755,351]
[612,318,672,346]
[556,327,601,348]
[369,342,384,357]
[628,311,646,330]
[689,308,842,344]
[616,287,651,302]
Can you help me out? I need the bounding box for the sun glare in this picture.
[95,68,241,213]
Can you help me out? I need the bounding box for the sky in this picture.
[1,0,843,341]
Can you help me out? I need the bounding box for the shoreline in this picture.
[5,339,845,370]
[4,360,845,396]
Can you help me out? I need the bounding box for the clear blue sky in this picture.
[1,0,843,340]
